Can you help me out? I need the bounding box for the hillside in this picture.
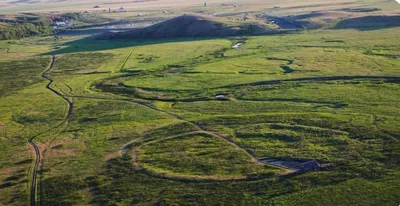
[97,15,271,39]
[0,14,53,40]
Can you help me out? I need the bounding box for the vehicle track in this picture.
[121,130,283,181]
[41,55,74,119]
[28,137,41,206]
[288,181,315,206]
[120,47,136,71]
[28,55,73,206]
[72,73,386,177]
[70,95,264,165]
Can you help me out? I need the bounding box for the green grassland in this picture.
[138,133,278,180]
[1,9,400,206]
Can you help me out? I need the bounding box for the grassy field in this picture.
[0,0,400,205]
[1,0,400,14]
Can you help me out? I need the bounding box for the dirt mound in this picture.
[97,15,269,39]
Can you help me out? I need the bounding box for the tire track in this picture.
[28,137,41,206]
[121,131,266,181]
[70,95,266,165]
[28,55,73,206]
[41,55,74,120]
[119,47,136,71]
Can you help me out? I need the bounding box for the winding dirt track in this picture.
[70,95,263,165]
[28,137,41,206]
[41,56,74,118]
[28,55,73,206]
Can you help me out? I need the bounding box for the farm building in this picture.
[118,7,127,12]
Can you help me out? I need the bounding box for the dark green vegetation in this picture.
[0,15,53,40]
[1,1,400,205]
[0,12,108,40]
[0,57,50,96]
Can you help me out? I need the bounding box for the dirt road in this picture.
[28,55,73,206]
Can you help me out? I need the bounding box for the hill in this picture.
[97,15,271,39]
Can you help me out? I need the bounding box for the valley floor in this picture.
[0,27,399,205]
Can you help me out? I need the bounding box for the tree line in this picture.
[0,13,81,40]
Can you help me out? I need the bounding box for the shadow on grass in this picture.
[218,76,400,89]
[335,16,400,31]
[0,182,15,189]
[46,36,228,55]
[57,28,131,37]
[45,27,298,55]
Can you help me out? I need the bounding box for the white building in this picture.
[118,7,127,12]
[215,94,226,99]
[54,21,68,26]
